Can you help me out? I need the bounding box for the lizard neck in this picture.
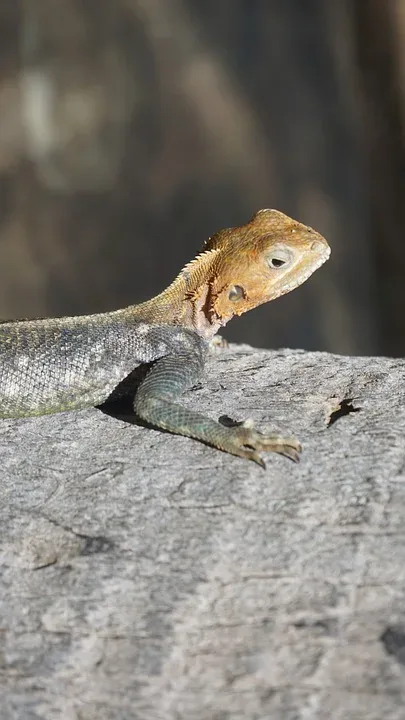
[125,248,223,341]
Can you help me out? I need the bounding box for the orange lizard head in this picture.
[139,208,331,339]
[182,208,330,335]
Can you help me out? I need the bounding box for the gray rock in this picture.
[1,345,405,719]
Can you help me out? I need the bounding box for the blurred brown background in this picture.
[1,0,405,355]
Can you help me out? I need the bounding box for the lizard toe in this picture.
[230,426,302,465]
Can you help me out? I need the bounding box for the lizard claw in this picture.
[209,335,229,351]
[225,424,302,467]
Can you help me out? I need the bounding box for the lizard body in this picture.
[0,209,330,466]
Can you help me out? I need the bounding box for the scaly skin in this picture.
[0,209,330,466]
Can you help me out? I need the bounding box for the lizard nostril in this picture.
[310,239,325,253]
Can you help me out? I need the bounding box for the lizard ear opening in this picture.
[228,285,245,301]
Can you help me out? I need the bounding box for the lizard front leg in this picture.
[133,352,301,467]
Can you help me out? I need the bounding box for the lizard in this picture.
[0,209,330,467]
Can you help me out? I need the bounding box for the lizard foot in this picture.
[224,422,302,468]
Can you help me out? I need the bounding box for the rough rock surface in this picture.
[1,345,405,720]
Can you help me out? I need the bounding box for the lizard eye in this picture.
[228,285,244,301]
[266,246,293,269]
